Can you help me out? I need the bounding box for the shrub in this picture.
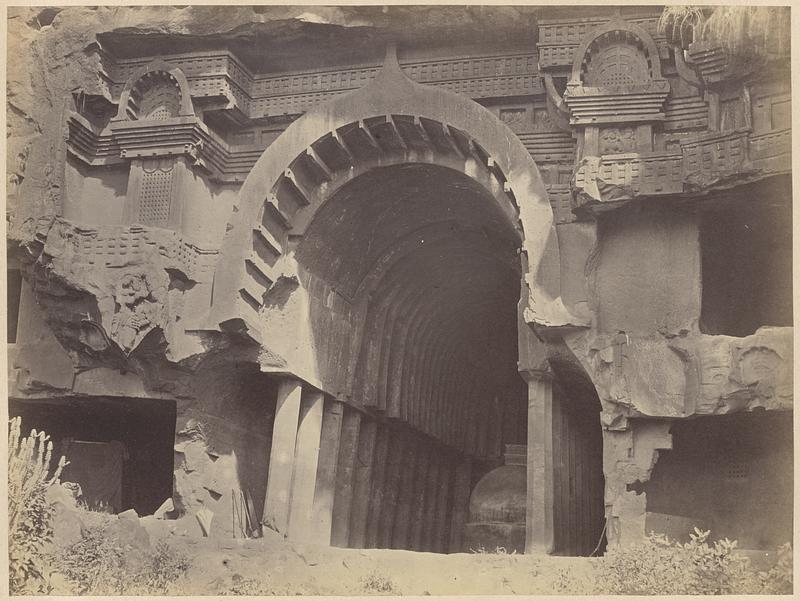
[8,416,67,594]
[51,518,191,595]
[594,527,792,595]
[754,542,793,594]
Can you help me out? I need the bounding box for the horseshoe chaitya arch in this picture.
[209,49,585,343]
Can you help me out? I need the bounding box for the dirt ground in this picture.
[164,529,593,596]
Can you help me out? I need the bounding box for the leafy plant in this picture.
[658,6,706,49]
[754,542,793,594]
[594,527,791,595]
[8,416,67,594]
[51,517,191,595]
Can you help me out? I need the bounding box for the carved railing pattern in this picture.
[71,224,218,282]
[574,152,684,198]
[100,49,543,119]
[682,129,751,184]
[572,124,790,207]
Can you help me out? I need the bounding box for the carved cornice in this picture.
[563,83,671,125]
[67,112,263,183]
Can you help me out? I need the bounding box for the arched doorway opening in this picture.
[208,51,597,553]
[293,160,528,551]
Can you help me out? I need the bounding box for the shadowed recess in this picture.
[295,163,525,458]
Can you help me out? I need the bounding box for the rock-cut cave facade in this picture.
[6,5,792,555]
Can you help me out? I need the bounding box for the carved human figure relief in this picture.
[110,271,163,353]
[600,127,636,154]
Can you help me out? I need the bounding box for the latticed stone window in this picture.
[137,158,174,227]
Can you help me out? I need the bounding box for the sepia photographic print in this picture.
[5,3,794,596]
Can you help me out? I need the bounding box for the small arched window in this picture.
[127,71,182,121]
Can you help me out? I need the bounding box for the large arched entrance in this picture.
[207,48,601,553]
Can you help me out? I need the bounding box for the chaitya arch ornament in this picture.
[207,46,587,353]
[113,60,195,122]
[564,19,670,128]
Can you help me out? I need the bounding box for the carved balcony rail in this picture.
[572,127,790,209]
[682,129,753,188]
[98,48,544,120]
[572,152,683,205]
[544,184,574,224]
[749,128,791,174]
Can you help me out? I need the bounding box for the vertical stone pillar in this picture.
[409,442,431,551]
[331,407,361,547]
[421,454,441,551]
[365,427,390,548]
[348,420,378,548]
[263,377,303,535]
[390,432,417,549]
[378,431,405,549]
[309,399,344,545]
[524,369,555,554]
[287,389,325,542]
[448,457,472,552]
[432,454,453,553]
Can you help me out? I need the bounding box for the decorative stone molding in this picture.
[682,128,754,189]
[14,217,220,369]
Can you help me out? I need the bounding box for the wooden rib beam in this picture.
[283,168,313,206]
[442,123,467,158]
[358,119,382,151]
[385,115,408,151]
[331,129,356,165]
[305,146,334,181]
[414,115,434,150]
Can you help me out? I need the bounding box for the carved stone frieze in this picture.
[599,127,637,154]
[14,217,219,362]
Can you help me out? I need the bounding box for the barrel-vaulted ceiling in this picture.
[295,163,524,456]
